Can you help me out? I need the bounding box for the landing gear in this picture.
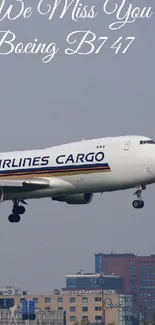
[132,185,145,209]
[132,200,144,209]
[8,214,20,223]
[8,200,27,223]
[12,205,25,215]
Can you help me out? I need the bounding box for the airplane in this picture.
[0,134,154,223]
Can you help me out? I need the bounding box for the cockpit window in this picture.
[140,140,155,144]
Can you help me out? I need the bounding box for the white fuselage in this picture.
[1,135,155,201]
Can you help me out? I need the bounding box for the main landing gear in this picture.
[8,200,27,223]
[132,185,146,209]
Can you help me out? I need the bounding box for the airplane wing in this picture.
[0,178,50,190]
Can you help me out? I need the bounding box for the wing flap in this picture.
[0,178,50,189]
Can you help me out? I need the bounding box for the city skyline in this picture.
[1,251,155,293]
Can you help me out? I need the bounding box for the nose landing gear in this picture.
[8,200,27,223]
[132,185,146,209]
[132,199,144,209]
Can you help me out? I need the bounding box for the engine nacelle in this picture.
[52,193,93,205]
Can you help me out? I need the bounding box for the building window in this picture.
[90,278,97,284]
[70,307,75,312]
[33,298,38,303]
[20,298,25,303]
[95,316,102,320]
[130,273,137,278]
[83,316,88,320]
[45,297,51,303]
[45,307,50,312]
[0,299,13,308]
[67,278,76,288]
[130,286,137,292]
[58,307,63,310]
[130,266,137,270]
[95,297,101,302]
[82,297,88,303]
[82,307,88,312]
[57,297,63,303]
[70,297,75,303]
[95,306,101,311]
[70,316,76,321]
[130,279,137,284]
[140,266,154,270]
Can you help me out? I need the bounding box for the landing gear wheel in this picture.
[8,199,27,223]
[140,200,144,208]
[14,214,20,222]
[132,200,144,209]
[18,206,25,215]
[8,214,20,223]
[132,200,139,209]
[8,214,14,223]
[13,205,25,215]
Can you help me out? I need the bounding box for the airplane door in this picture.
[124,141,131,151]
[124,141,131,161]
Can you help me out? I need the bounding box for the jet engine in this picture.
[52,193,93,205]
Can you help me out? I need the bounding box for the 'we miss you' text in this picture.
[0,0,153,63]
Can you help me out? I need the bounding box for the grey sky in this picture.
[0,0,154,293]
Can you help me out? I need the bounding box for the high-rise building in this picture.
[95,253,155,320]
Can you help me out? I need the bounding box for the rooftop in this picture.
[66,273,119,278]
[95,253,155,258]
